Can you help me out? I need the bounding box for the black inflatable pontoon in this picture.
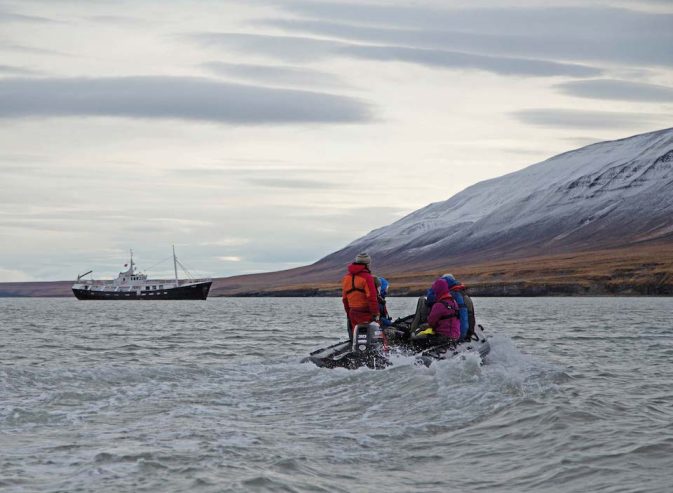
[304,320,490,370]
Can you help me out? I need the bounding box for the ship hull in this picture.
[72,281,212,300]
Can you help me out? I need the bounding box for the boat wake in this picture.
[255,332,569,435]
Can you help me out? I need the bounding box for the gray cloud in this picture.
[0,42,72,57]
[190,32,341,62]
[264,4,673,68]
[279,2,672,37]
[0,165,39,175]
[0,212,211,237]
[201,61,347,88]
[0,152,47,163]
[246,177,337,189]
[191,32,601,77]
[0,76,371,124]
[0,64,40,75]
[168,166,348,178]
[168,167,234,179]
[293,205,404,221]
[511,108,667,129]
[0,7,59,24]
[556,79,673,102]
[87,15,145,25]
[342,45,600,77]
[166,168,342,190]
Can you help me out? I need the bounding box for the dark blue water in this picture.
[1,297,672,492]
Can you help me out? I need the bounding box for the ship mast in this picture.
[173,245,179,286]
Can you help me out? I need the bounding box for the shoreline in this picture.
[2,244,672,298]
[3,283,671,298]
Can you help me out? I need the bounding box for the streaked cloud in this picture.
[341,45,599,77]
[0,42,72,57]
[0,76,372,124]
[264,4,673,68]
[0,151,48,164]
[556,79,673,102]
[0,212,212,234]
[166,168,344,192]
[166,167,348,186]
[263,18,605,72]
[511,108,667,129]
[0,64,40,75]
[200,239,250,247]
[246,178,338,189]
[189,32,341,62]
[277,2,672,35]
[0,7,60,24]
[0,164,39,175]
[201,61,347,88]
[190,32,600,77]
[87,15,145,25]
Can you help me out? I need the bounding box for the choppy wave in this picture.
[1,297,672,492]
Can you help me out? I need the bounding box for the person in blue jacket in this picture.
[375,276,393,327]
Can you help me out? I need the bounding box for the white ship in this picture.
[72,247,212,300]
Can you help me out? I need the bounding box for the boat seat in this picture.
[409,296,429,333]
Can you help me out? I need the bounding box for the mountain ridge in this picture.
[318,126,673,271]
[2,127,672,297]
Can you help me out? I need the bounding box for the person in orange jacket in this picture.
[341,252,379,340]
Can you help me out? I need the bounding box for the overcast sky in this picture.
[0,0,672,282]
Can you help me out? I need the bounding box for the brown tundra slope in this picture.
[204,243,673,297]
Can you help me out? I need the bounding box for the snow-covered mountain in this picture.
[318,127,673,272]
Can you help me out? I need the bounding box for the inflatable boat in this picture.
[304,320,490,370]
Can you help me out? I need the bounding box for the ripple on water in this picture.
[2,297,673,492]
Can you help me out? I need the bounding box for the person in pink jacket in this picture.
[427,278,461,340]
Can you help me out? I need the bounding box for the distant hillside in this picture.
[0,281,72,297]
[3,128,673,298]
[204,243,673,297]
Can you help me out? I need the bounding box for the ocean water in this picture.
[1,297,672,493]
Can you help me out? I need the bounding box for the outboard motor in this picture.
[352,322,383,352]
[351,322,389,369]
